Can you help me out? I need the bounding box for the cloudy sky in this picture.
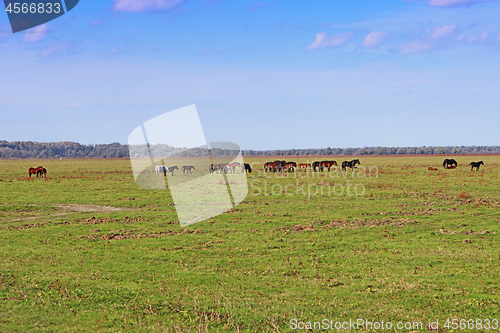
[1,0,499,149]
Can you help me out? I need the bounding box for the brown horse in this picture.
[265,161,283,172]
[282,163,295,172]
[225,162,240,173]
[28,167,38,177]
[320,160,337,172]
[182,165,195,174]
[298,163,311,172]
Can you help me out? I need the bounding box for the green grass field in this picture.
[1,156,499,332]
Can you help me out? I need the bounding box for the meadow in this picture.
[0,155,499,332]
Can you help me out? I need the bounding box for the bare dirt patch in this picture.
[1,204,136,223]
[52,204,129,213]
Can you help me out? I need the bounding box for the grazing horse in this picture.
[37,167,47,178]
[210,163,225,174]
[265,161,283,172]
[469,161,484,171]
[443,159,458,169]
[298,163,311,172]
[155,165,168,176]
[168,165,178,176]
[226,162,240,173]
[342,159,360,171]
[312,161,322,172]
[182,165,195,174]
[243,163,252,173]
[28,167,38,177]
[320,160,337,172]
[282,163,295,172]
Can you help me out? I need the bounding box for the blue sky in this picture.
[1,0,499,150]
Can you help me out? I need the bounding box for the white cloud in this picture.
[458,32,490,42]
[306,32,353,51]
[430,25,457,39]
[398,40,435,53]
[426,0,496,7]
[22,24,48,43]
[113,0,183,12]
[362,31,389,48]
[39,42,70,58]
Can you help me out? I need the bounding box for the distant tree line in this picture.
[0,141,128,159]
[1,140,499,159]
[242,145,500,156]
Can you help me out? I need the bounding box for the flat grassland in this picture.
[0,156,499,332]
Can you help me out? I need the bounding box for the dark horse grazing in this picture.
[342,159,360,171]
[243,163,252,173]
[37,167,47,178]
[469,161,484,171]
[443,159,458,169]
[182,165,195,174]
[312,161,322,172]
[168,165,178,176]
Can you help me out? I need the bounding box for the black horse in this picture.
[469,161,484,171]
[243,163,252,173]
[341,159,360,171]
[36,167,47,178]
[168,165,178,176]
[443,159,458,169]
[312,161,322,172]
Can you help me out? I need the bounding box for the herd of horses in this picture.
[264,159,361,173]
[26,158,486,180]
[155,165,199,176]
[151,158,483,177]
[155,165,179,177]
[209,162,252,174]
[442,159,485,171]
[154,163,252,177]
